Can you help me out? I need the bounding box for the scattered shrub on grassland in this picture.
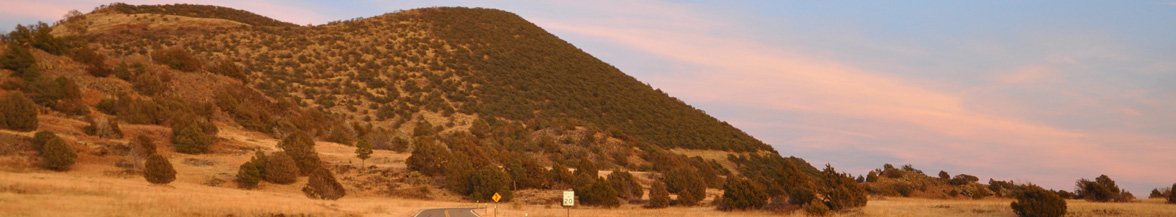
[172,121,213,154]
[0,91,38,132]
[31,130,57,152]
[143,154,176,184]
[1010,185,1067,217]
[1075,175,1132,202]
[264,151,299,184]
[40,137,75,171]
[302,167,345,200]
[277,131,321,176]
[236,161,261,189]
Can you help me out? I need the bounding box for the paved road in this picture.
[413,207,483,217]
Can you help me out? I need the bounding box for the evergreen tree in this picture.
[664,168,706,206]
[718,177,768,211]
[648,181,670,208]
[412,120,435,137]
[580,177,620,207]
[0,91,38,132]
[264,152,299,184]
[549,162,573,187]
[277,131,321,175]
[677,188,701,206]
[172,122,213,154]
[355,138,373,170]
[818,164,867,211]
[40,137,75,171]
[469,166,512,202]
[1075,175,1128,202]
[249,150,267,176]
[72,45,111,77]
[572,159,598,189]
[31,130,57,152]
[143,154,176,184]
[939,170,950,180]
[505,159,547,190]
[390,136,409,153]
[1010,185,1066,217]
[444,153,476,195]
[405,137,449,176]
[236,161,261,189]
[302,167,346,200]
[1169,183,1176,204]
[781,160,816,205]
[1,42,37,77]
[607,170,644,201]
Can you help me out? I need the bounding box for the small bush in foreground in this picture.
[1010,185,1066,217]
[40,137,75,171]
[236,161,261,189]
[143,154,176,184]
[264,152,299,184]
[31,130,57,152]
[302,167,345,200]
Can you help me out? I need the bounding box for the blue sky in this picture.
[3,0,1175,194]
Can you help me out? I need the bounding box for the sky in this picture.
[2,0,1174,194]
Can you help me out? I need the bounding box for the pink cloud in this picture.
[533,1,1176,192]
[0,0,83,22]
[995,65,1052,84]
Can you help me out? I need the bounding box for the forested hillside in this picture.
[80,5,769,153]
[0,3,865,214]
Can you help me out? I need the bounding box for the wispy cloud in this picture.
[534,0,1176,193]
[995,65,1053,84]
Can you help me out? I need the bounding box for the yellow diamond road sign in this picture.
[492,192,502,202]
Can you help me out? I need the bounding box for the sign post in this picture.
[492,192,502,217]
[562,191,574,217]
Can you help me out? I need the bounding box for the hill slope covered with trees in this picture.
[0,3,866,214]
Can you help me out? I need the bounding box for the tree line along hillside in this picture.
[1,3,875,214]
[94,2,298,27]
[860,163,1151,204]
